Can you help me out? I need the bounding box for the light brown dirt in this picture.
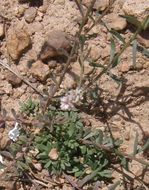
[0,0,149,189]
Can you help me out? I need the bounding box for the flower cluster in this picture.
[60,88,83,111]
[8,122,20,142]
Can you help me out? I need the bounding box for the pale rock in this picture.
[123,0,149,22]
[28,22,43,35]
[104,13,127,31]
[101,45,110,59]
[7,29,31,60]
[48,148,59,160]
[30,60,50,81]
[15,6,26,17]
[90,46,101,60]
[143,61,149,69]
[35,12,43,22]
[0,23,4,38]
[39,30,71,61]
[33,163,42,171]
[24,7,37,23]
[82,0,110,11]
[0,81,13,94]
[119,62,130,73]
[6,72,22,86]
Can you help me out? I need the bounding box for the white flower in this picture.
[0,154,4,172]
[0,155,4,164]
[60,88,83,111]
[8,122,20,142]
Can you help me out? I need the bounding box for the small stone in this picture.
[90,46,101,60]
[0,133,10,149]
[15,6,26,17]
[123,0,149,22]
[39,30,71,61]
[124,130,130,141]
[101,45,110,59]
[30,60,50,81]
[143,61,149,69]
[33,163,42,171]
[0,23,4,38]
[7,29,31,60]
[6,72,22,87]
[104,13,127,31]
[48,148,59,160]
[1,81,13,94]
[24,7,37,23]
[82,0,110,11]
[119,62,130,73]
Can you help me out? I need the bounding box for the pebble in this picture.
[104,13,127,31]
[30,60,50,82]
[24,7,37,23]
[33,163,42,171]
[101,45,110,59]
[82,0,110,11]
[39,30,71,61]
[15,6,26,18]
[123,0,149,22]
[90,46,101,60]
[0,23,4,38]
[7,29,31,60]
[48,148,59,160]
[6,72,22,87]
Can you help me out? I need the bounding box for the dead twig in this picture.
[0,60,44,97]
[63,173,83,190]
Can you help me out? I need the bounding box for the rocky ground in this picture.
[0,0,149,189]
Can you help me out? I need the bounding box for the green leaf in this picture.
[95,130,103,144]
[142,139,149,152]
[37,152,48,159]
[0,163,5,170]
[99,169,112,178]
[110,29,125,44]
[120,15,141,28]
[121,157,129,171]
[111,55,120,68]
[17,161,29,171]
[110,38,116,63]
[132,39,137,67]
[44,160,52,168]
[68,124,75,137]
[83,131,97,140]
[133,131,139,156]
[142,16,149,30]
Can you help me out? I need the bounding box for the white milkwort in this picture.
[8,122,20,142]
[0,154,4,172]
[60,88,83,111]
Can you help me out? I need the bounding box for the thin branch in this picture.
[63,173,83,190]
[0,60,44,97]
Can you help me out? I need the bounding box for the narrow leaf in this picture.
[143,16,149,30]
[132,39,137,67]
[120,15,141,28]
[142,139,149,152]
[133,131,139,156]
[110,38,116,63]
[110,29,125,44]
